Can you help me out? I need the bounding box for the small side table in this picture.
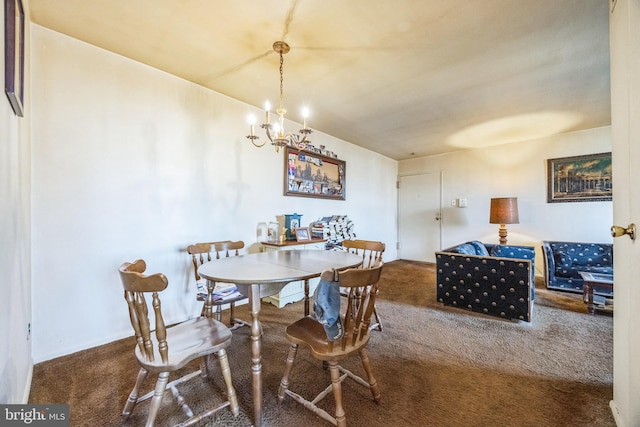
[578,271,614,314]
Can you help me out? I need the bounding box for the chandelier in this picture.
[246,41,312,152]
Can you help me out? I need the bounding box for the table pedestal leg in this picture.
[249,284,263,427]
[304,279,310,316]
[584,282,595,314]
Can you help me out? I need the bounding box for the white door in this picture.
[610,1,640,425]
[397,172,441,262]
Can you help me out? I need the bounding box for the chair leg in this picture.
[278,343,299,402]
[199,356,210,379]
[229,302,236,326]
[359,348,381,403]
[370,305,383,331]
[328,361,346,427]
[216,348,239,416]
[123,367,149,419]
[146,371,170,427]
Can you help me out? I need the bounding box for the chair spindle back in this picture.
[118,259,170,364]
[343,239,385,269]
[188,241,244,280]
[321,262,383,351]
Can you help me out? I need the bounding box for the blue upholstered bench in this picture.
[435,241,535,322]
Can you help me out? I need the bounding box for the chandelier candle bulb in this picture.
[246,114,264,146]
[248,114,256,137]
[264,101,270,124]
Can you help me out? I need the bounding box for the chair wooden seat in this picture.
[278,263,384,427]
[134,317,231,372]
[284,315,369,361]
[118,259,239,427]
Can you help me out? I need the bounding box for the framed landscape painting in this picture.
[547,152,612,203]
[284,147,346,200]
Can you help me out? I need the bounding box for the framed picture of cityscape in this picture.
[547,152,612,203]
[284,147,346,200]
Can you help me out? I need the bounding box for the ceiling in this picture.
[27,0,611,161]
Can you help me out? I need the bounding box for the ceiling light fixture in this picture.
[246,41,312,152]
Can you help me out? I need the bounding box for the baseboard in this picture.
[610,400,624,427]
[33,302,253,364]
[33,329,133,364]
[22,362,33,404]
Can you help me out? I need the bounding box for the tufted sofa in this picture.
[435,241,535,322]
[541,241,613,295]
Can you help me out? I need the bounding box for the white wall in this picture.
[29,25,398,363]
[0,2,32,403]
[399,126,613,277]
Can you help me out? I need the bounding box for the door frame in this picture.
[396,170,443,262]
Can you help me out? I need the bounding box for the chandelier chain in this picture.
[279,51,285,112]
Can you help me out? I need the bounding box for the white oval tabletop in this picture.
[197,249,364,284]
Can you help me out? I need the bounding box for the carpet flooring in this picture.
[29,260,615,426]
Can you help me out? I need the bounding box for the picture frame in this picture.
[284,146,346,200]
[547,152,612,203]
[295,227,311,242]
[4,0,24,117]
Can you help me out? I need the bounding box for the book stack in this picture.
[309,215,356,248]
[310,219,328,239]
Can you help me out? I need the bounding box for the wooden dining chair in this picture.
[278,263,384,427]
[118,259,239,427]
[342,239,385,331]
[188,240,249,330]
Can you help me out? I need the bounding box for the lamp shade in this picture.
[489,197,519,224]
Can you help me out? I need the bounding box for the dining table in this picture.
[197,249,363,427]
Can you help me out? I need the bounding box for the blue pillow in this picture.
[468,241,490,256]
[455,243,477,255]
[554,250,573,268]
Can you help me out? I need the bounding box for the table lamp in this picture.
[489,197,519,244]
